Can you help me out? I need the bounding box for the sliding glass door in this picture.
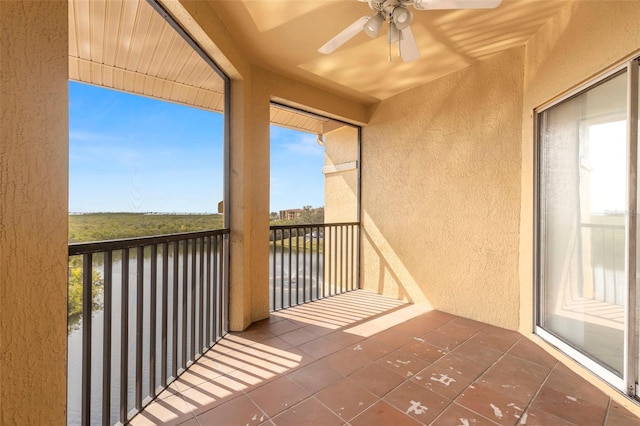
[536,60,639,394]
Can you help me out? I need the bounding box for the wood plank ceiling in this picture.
[68,0,332,135]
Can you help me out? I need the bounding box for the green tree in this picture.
[69,213,225,243]
[298,205,323,224]
[67,256,103,333]
[300,205,314,224]
[311,207,324,224]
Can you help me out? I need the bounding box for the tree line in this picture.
[69,212,225,243]
[67,209,323,333]
[69,208,323,244]
[269,205,324,225]
[68,213,225,333]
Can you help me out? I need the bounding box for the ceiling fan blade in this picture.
[412,0,501,10]
[400,26,420,62]
[318,16,370,54]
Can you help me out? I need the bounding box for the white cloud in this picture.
[271,128,324,157]
[69,130,126,144]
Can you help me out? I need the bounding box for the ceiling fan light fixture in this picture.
[364,13,384,38]
[320,0,503,60]
[392,7,412,29]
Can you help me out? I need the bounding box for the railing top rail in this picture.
[269,222,359,231]
[69,228,230,256]
[580,223,625,229]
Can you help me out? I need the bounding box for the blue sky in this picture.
[270,126,325,212]
[69,81,324,213]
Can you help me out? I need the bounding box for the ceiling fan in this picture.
[318,0,502,62]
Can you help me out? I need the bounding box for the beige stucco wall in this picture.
[0,1,69,423]
[361,47,524,330]
[324,126,359,224]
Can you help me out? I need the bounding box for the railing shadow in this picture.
[131,290,433,424]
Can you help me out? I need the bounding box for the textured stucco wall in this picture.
[228,71,272,330]
[247,68,272,326]
[361,47,524,330]
[0,1,69,423]
[324,126,359,224]
[519,0,640,335]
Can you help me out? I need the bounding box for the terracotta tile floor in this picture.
[131,290,640,425]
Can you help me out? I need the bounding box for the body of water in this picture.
[67,249,322,425]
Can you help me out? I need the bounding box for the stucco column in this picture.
[227,70,271,331]
[0,1,69,424]
[161,1,273,331]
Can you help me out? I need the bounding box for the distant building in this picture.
[278,208,323,221]
[278,209,303,220]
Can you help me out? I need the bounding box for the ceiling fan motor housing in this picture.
[368,0,413,27]
[367,1,386,12]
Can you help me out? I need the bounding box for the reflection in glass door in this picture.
[536,66,634,391]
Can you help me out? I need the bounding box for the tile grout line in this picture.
[321,315,461,425]
[430,337,518,425]
[307,392,378,425]
[417,318,504,423]
[370,319,496,425]
[237,390,271,425]
[424,322,489,424]
[514,358,560,425]
[428,402,501,426]
[602,397,612,426]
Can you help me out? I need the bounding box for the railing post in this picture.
[161,242,168,386]
[150,244,158,396]
[190,238,197,361]
[102,251,112,426]
[205,236,211,347]
[303,226,307,303]
[271,229,276,311]
[182,240,188,370]
[295,227,300,305]
[198,236,205,355]
[317,225,321,300]
[135,246,144,410]
[288,229,293,308]
[212,235,219,340]
[172,240,179,379]
[120,249,129,424]
[81,253,93,426]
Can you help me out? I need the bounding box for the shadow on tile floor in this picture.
[131,291,640,426]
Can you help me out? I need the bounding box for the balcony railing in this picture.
[269,222,360,311]
[68,229,229,426]
[580,222,625,304]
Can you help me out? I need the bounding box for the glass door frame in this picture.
[534,58,640,396]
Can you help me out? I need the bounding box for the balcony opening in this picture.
[67,0,229,424]
[268,103,361,311]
